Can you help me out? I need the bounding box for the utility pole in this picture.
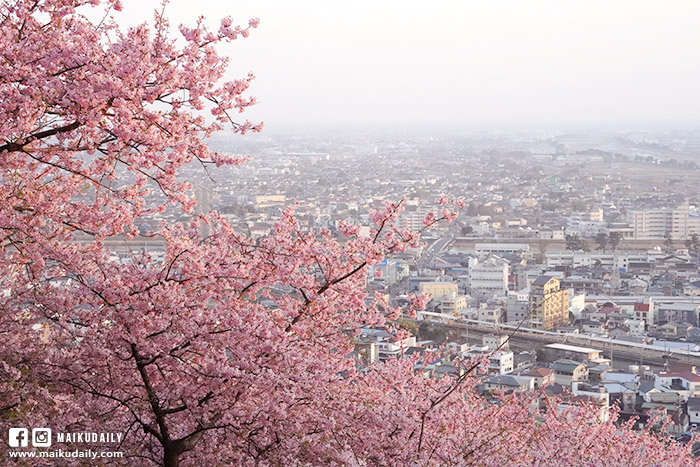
[610,337,614,369]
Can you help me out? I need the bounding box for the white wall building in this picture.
[469,256,509,296]
[546,250,665,270]
[565,216,608,238]
[570,292,586,319]
[628,203,700,240]
[477,305,504,325]
[475,243,531,259]
[571,382,611,422]
[624,319,646,337]
[369,259,409,286]
[506,288,530,323]
[483,334,509,351]
[654,370,700,402]
[463,345,513,374]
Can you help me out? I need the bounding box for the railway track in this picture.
[421,319,700,369]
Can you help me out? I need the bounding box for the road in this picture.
[416,233,454,272]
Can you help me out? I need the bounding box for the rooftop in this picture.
[532,275,555,286]
[523,367,554,378]
[551,359,585,371]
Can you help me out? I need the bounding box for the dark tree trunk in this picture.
[163,449,179,467]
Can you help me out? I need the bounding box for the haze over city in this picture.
[118,0,700,131]
[6,0,700,464]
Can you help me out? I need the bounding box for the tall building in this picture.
[468,256,509,297]
[528,276,569,331]
[506,287,530,323]
[399,206,431,231]
[627,203,700,240]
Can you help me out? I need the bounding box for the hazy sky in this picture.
[119,1,700,131]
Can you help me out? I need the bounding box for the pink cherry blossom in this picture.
[0,1,696,466]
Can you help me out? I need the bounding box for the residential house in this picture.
[551,359,589,386]
[654,369,700,402]
[484,374,533,393]
[521,367,555,388]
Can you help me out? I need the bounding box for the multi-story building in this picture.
[357,329,416,362]
[468,256,509,296]
[589,208,604,222]
[529,276,570,331]
[545,249,666,270]
[475,243,531,259]
[464,345,513,374]
[565,211,607,238]
[419,281,459,302]
[440,295,468,316]
[506,288,530,323]
[654,369,700,402]
[399,206,432,231]
[657,303,700,326]
[551,359,589,386]
[483,334,509,351]
[477,305,505,325]
[369,259,409,286]
[627,203,700,240]
[624,319,646,337]
[488,350,514,374]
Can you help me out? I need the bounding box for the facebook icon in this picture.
[8,428,28,447]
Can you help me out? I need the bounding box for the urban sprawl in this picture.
[94,128,700,440]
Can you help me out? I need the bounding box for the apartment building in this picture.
[506,287,530,323]
[546,250,665,270]
[627,203,700,239]
[468,256,509,296]
[529,276,570,331]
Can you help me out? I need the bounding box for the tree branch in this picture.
[0,120,80,153]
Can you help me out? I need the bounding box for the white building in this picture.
[657,303,700,326]
[506,287,530,323]
[475,243,531,259]
[546,250,665,270]
[624,319,646,337]
[369,259,409,286]
[628,203,700,240]
[477,305,505,325]
[570,292,586,319]
[464,345,513,374]
[483,334,509,351]
[468,256,509,296]
[489,350,514,374]
[565,213,608,238]
[571,382,611,422]
[654,370,700,402]
[358,329,416,362]
[688,398,700,426]
[399,206,431,231]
